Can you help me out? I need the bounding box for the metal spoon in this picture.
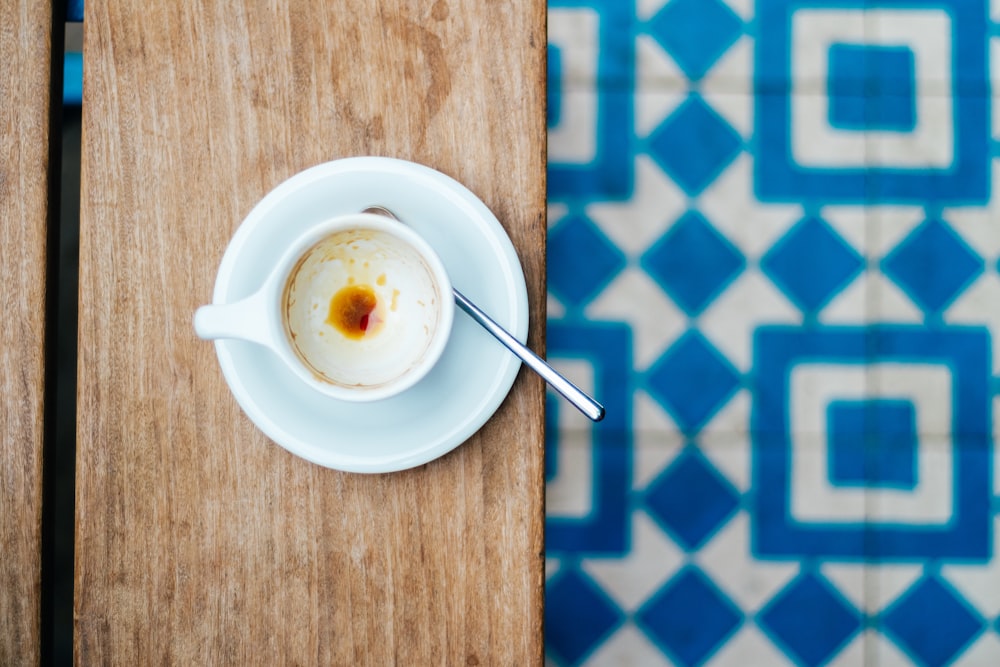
[362,205,605,422]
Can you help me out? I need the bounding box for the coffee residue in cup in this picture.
[327,284,383,339]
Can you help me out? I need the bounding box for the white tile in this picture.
[788,9,867,94]
[697,431,751,492]
[706,625,794,667]
[952,632,1000,667]
[942,518,1000,619]
[701,36,753,95]
[722,0,753,22]
[821,206,868,254]
[587,155,687,258]
[700,271,802,372]
[865,94,954,169]
[825,629,868,667]
[699,388,751,441]
[547,7,600,85]
[547,292,567,320]
[585,266,686,371]
[582,510,686,612]
[633,390,685,491]
[636,33,686,95]
[869,8,953,94]
[946,273,1000,375]
[861,270,923,324]
[818,270,869,325]
[789,368,866,439]
[547,203,570,229]
[548,88,599,163]
[866,564,924,614]
[695,513,799,613]
[701,88,753,140]
[820,563,867,613]
[582,622,673,667]
[945,187,1000,262]
[869,629,917,667]
[636,0,670,23]
[636,90,687,139]
[698,154,803,261]
[866,437,953,525]
[546,430,596,519]
[867,205,926,258]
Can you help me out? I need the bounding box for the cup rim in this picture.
[268,212,455,402]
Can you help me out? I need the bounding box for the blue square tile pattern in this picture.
[754,0,990,205]
[827,399,919,489]
[545,0,1000,664]
[828,44,917,131]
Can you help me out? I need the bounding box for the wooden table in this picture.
[3,1,546,663]
[0,1,57,664]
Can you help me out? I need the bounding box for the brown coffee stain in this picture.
[387,14,451,149]
[327,284,380,339]
[328,10,452,152]
[430,0,449,21]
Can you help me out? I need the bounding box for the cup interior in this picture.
[278,215,452,400]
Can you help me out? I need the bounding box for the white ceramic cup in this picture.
[194,212,454,401]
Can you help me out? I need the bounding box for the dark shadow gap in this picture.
[41,4,80,665]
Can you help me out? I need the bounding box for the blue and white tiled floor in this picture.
[545,1,1000,665]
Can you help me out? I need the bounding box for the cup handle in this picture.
[194,289,276,348]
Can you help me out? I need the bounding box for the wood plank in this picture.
[75,1,545,663]
[0,1,56,664]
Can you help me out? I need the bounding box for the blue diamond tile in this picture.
[881,576,984,667]
[645,450,739,550]
[648,95,742,196]
[546,568,624,665]
[648,0,743,81]
[646,331,740,434]
[761,216,863,315]
[638,566,741,666]
[548,214,626,309]
[642,211,745,316]
[759,573,861,667]
[882,218,984,314]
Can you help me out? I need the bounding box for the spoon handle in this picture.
[453,289,605,422]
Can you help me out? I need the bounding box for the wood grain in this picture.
[75,1,545,664]
[0,1,56,664]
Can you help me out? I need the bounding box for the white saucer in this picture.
[209,157,529,472]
